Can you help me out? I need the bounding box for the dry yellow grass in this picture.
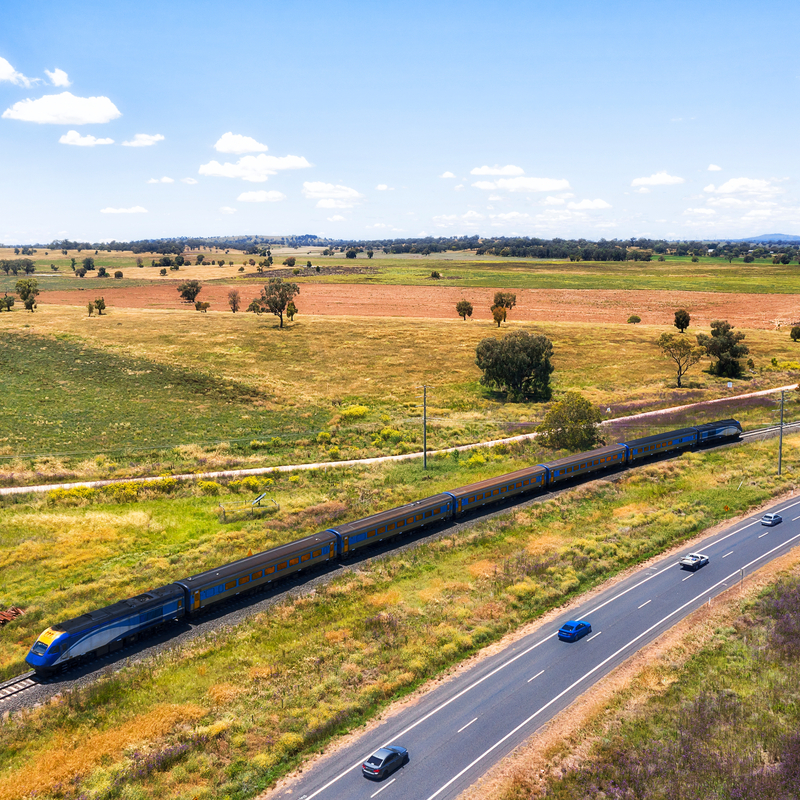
[207,683,242,705]
[0,704,204,800]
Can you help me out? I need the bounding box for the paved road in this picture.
[268,496,800,800]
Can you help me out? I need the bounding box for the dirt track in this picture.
[38,282,799,330]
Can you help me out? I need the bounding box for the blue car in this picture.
[558,620,592,642]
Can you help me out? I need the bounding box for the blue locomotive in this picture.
[26,418,742,675]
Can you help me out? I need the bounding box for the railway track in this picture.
[0,672,38,706]
[741,420,800,440]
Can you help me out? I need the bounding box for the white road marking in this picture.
[682,574,693,581]
[722,551,733,558]
[371,778,395,797]
[758,531,770,538]
[587,631,602,641]
[423,530,800,800]
[457,717,478,733]
[638,599,651,609]
[527,670,544,684]
[793,515,800,522]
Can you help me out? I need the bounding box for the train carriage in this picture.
[544,444,627,486]
[622,427,697,463]
[693,419,743,444]
[177,531,338,613]
[26,583,185,675]
[330,493,453,555]
[447,464,547,517]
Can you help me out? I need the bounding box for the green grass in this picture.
[0,434,797,800]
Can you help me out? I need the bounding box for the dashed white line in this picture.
[722,551,733,558]
[793,515,800,522]
[682,573,693,581]
[457,717,478,733]
[587,631,602,641]
[638,599,652,609]
[371,778,396,797]
[758,531,770,538]
[527,670,544,684]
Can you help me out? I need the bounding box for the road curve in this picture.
[264,496,800,800]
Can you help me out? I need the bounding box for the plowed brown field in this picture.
[38,282,798,329]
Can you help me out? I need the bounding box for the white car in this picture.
[679,553,709,571]
[761,513,783,527]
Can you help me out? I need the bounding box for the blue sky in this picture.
[1,0,798,243]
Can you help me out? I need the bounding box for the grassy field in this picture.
[3,245,800,294]
[1,303,798,480]
[0,434,798,800]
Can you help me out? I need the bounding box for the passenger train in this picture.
[26,419,742,675]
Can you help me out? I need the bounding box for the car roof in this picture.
[372,748,394,759]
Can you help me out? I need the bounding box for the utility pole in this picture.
[779,390,785,475]
[423,384,428,470]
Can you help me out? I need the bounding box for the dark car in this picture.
[362,745,409,779]
[558,620,592,642]
[761,513,783,527]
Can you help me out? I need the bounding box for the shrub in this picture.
[160,268,167,276]
[328,446,341,459]
[627,314,641,324]
[341,405,369,421]
[791,326,800,342]
[114,270,123,279]
[197,480,221,495]
[47,486,98,505]
[317,431,332,444]
[430,270,442,279]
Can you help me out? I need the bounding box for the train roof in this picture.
[178,530,338,587]
[447,463,547,499]
[331,493,453,536]
[543,443,626,470]
[693,419,742,432]
[55,583,184,635]
[622,427,698,447]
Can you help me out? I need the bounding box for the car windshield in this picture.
[366,756,383,766]
[562,624,575,631]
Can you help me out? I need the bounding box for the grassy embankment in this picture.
[1,305,797,482]
[0,434,798,800]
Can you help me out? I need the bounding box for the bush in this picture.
[197,480,221,495]
[317,432,332,444]
[627,314,641,324]
[430,270,442,279]
[328,446,341,459]
[341,405,369,421]
[791,326,800,342]
[114,270,123,279]
[160,268,167,276]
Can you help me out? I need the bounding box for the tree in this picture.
[94,297,106,315]
[82,256,95,270]
[696,320,749,378]
[136,256,144,268]
[657,333,705,387]
[16,278,39,308]
[286,300,297,321]
[456,300,473,320]
[674,308,691,333]
[254,277,300,328]
[0,293,14,311]
[196,254,205,265]
[345,249,357,259]
[627,315,641,324]
[218,259,226,268]
[791,326,800,342]
[228,289,241,313]
[178,280,203,303]
[246,298,262,314]
[491,305,506,327]
[493,291,516,313]
[537,392,604,451]
[475,330,554,401]
[87,301,94,317]
[367,250,374,259]
[283,256,297,267]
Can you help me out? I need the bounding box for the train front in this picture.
[25,627,69,674]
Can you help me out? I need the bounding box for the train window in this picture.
[178,599,183,608]
[368,530,375,538]
[378,526,386,534]
[277,562,287,571]
[225,581,236,590]
[312,550,321,558]
[240,575,250,585]
[301,554,310,562]
[397,520,405,528]
[253,570,263,579]
[434,507,440,514]
[408,517,415,524]
[388,523,395,531]
[266,565,275,574]
[289,557,299,566]
[424,510,432,518]
[492,489,498,495]
[416,514,423,521]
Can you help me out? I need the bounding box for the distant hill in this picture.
[737,233,800,243]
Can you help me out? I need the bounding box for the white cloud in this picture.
[100,206,148,214]
[630,171,685,187]
[2,91,120,124]
[703,177,779,197]
[237,190,286,202]
[214,132,268,154]
[181,177,198,184]
[567,198,611,210]
[454,184,465,191]
[302,181,362,208]
[220,206,237,214]
[684,207,716,215]
[470,164,524,176]
[488,194,502,201]
[59,129,113,146]
[200,153,312,182]
[708,164,722,171]
[542,196,566,206]
[634,187,651,194]
[147,176,174,184]
[367,223,388,228]
[0,57,37,87]
[376,184,390,191]
[440,171,456,178]
[122,133,164,147]
[491,211,529,220]
[327,215,346,222]
[45,68,70,87]
[462,210,484,220]
[473,176,571,193]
